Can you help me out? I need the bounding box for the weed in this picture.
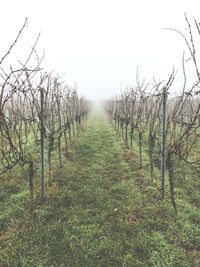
[1,113,200,266]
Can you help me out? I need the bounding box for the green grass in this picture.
[1,113,200,266]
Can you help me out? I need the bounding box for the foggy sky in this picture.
[1,0,200,100]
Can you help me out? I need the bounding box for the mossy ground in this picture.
[0,113,200,266]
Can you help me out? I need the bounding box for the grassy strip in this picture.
[0,113,200,266]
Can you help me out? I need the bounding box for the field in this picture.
[1,113,200,266]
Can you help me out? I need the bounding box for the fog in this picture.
[1,0,200,100]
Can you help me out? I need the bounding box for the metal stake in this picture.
[40,88,45,200]
[161,86,167,200]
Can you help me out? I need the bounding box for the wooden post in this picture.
[72,98,75,137]
[113,101,116,129]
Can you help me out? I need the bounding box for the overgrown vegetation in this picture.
[1,114,200,266]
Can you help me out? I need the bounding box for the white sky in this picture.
[1,0,200,100]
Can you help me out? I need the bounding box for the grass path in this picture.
[1,113,199,266]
